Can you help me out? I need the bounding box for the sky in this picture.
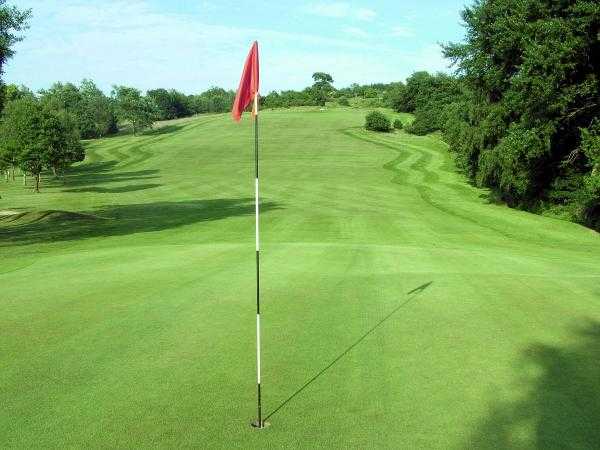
[5,0,470,94]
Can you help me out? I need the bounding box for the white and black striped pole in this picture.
[252,93,264,429]
[231,41,262,428]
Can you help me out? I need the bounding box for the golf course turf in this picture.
[1,108,599,448]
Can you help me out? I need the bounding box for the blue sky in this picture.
[6,0,469,94]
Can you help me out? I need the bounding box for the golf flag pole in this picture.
[254,95,262,429]
[231,41,264,429]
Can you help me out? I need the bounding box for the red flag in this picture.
[232,41,259,122]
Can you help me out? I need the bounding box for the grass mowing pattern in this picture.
[1,108,599,448]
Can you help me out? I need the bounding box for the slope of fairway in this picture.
[1,108,599,449]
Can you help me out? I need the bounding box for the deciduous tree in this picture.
[0,98,84,192]
[112,86,156,135]
[0,1,30,110]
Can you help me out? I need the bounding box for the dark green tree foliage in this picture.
[188,87,235,114]
[338,96,350,106]
[78,80,118,138]
[393,71,432,113]
[393,119,403,130]
[311,72,335,106]
[0,98,37,183]
[390,71,462,135]
[365,111,391,132]
[0,1,30,110]
[0,97,84,191]
[260,80,405,110]
[147,88,191,120]
[384,82,406,109]
[39,80,117,139]
[261,89,315,108]
[261,91,281,109]
[111,85,157,135]
[3,83,33,102]
[443,0,600,228]
[42,108,85,177]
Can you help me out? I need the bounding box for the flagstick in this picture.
[253,96,264,429]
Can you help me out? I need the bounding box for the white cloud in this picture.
[305,3,376,21]
[342,26,369,38]
[6,0,452,93]
[7,0,380,93]
[355,8,376,21]
[390,26,415,38]
[306,2,349,18]
[399,44,450,75]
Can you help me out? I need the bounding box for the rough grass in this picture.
[1,109,599,449]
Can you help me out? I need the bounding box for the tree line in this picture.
[259,2,600,232]
[1,0,598,230]
[383,0,599,231]
[260,73,400,109]
[0,82,238,191]
[0,0,238,192]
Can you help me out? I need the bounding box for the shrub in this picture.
[406,106,440,135]
[338,97,349,106]
[393,119,403,130]
[365,111,391,132]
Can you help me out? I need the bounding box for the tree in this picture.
[0,97,34,182]
[0,149,8,181]
[384,82,406,109]
[0,1,30,110]
[312,72,333,84]
[0,124,19,180]
[39,80,118,139]
[311,72,335,106]
[147,88,176,120]
[41,107,84,177]
[1,98,45,192]
[385,71,463,136]
[187,87,235,114]
[111,86,156,135]
[442,0,600,229]
[0,98,84,192]
[78,79,118,138]
[147,88,191,120]
[261,91,282,109]
[39,82,81,113]
[3,83,33,102]
[365,111,391,132]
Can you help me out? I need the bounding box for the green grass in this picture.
[1,109,599,449]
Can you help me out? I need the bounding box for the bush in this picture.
[393,119,403,130]
[338,97,349,106]
[406,106,440,135]
[365,111,391,132]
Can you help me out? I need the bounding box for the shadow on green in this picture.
[141,124,185,136]
[469,320,600,449]
[45,160,160,190]
[266,281,433,421]
[103,123,185,138]
[0,198,281,245]
[62,183,162,194]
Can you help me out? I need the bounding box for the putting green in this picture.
[1,108,599,449]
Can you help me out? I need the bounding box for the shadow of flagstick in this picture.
[264,281,434,421]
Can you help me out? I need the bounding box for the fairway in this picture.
[1,108,599,448]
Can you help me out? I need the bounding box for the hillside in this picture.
[1,109,599,449]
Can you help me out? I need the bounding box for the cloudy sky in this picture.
[6,0,469,94]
